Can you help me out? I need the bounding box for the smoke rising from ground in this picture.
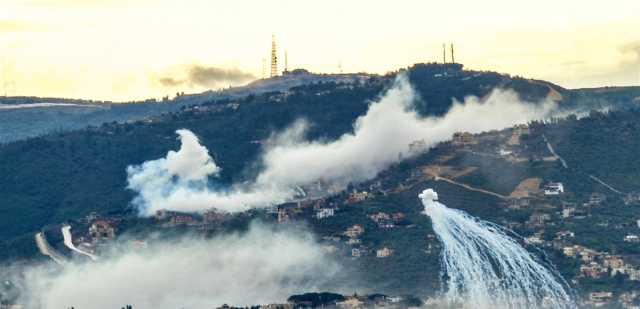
[128,75,559,215]
[158,65,256,88]
[12,224,339,309]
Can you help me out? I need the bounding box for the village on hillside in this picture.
[20,116,640,309]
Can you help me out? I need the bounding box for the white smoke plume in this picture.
[128,75,558,215]
[12,223,340,309]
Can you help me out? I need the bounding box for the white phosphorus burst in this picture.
[419,189,575,309]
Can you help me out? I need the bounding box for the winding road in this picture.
[34,232,67,265]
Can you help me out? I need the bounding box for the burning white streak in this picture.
[128,75,558,215]
[17,224,339,309]
[420,189,574,308]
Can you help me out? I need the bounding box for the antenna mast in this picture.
[270,34,278,77]
[450,44,455,63]
[284,50,288,74]
[442,43,446,64]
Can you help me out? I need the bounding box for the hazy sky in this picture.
[0,0,639,101]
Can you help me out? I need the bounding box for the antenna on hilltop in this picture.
[284,50,288,74]
[261,58,266,79]
[450,44,455,64]
[270,34,278,78]
[442,43,446,64]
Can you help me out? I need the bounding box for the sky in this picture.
[0,0,639,101]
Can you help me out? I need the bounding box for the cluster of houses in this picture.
[369,212,406,229]
[154,209,228,230]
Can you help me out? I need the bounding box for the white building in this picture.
[376,247,393,258]
[624,235,640,243]
[316,208,335,219]
[544,183,564,195]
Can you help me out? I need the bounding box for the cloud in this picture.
[157,76,183,87]
[620,41,640,65]
[158,65,256,89]
[12,223,340,309]
[128,75,559,216]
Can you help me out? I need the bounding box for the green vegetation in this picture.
[1,63,640,300]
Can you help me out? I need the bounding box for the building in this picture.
[562,206,576,218]
[369,212,391,223]
[337,295,365,309]
[408,139,427,154]
[603,255,625,268]
[376,247,394,258]
[316,208,335,219]
[89,219,116,239]
[627,268,640,281]
[452,132,475,146]
[392,212,406,223]
[581,262,606,279]
[623,192,640,205]
[347,191,370,204]
[563,246,577,257]
[624,235,640,243]
[524,234,544,245]
[277,208,290,223]
[351,248,364,258]
[527,213,551,227]
[579,248,601,263]
[556,230,575,240]
[344,225,365,238]
[544,182,564,195]
[203,210,226,224]
[168,215,197,226]
[377,219,395,229]
[588,292,613,307]
[586,193,607,206]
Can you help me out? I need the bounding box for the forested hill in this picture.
[0,63,637,261]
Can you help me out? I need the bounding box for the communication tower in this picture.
[450,44,455,63]
[270,34,278,77]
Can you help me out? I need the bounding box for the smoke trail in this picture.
[419,189,575,309]
[128,75,559,216]
[13,223,341,309]
[61,225,98,261]
[158,65,256,88]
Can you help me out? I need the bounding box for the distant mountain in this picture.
[0,70,369,144]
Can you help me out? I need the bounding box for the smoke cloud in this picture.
[12,223,340,309]
[158,65,256,88]
[128,75,559,215]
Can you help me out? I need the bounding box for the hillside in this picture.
[1,63,640,306]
